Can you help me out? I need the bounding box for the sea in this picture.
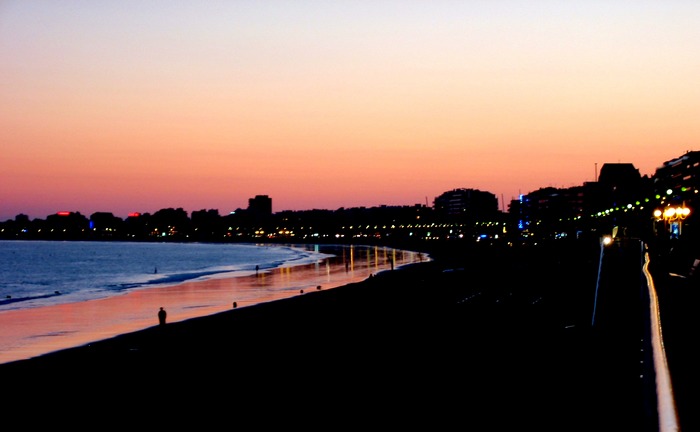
[0,240,335,313]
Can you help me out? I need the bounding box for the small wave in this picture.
[120,269,239,289]
[0,290,63,306]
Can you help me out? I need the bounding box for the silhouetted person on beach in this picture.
[158,307,167,326]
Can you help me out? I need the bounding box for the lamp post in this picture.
[654,204,691,238]
[591,235,613,327]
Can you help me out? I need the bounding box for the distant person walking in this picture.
[158,307,167,326]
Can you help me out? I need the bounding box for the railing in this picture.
[643,247,681,432]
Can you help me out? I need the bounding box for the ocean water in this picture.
[0,240,333,313]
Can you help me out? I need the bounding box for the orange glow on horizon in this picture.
[1,2,699,220]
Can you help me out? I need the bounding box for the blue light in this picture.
[670,222,680,238]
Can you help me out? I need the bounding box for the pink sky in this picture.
[2,1,699,221]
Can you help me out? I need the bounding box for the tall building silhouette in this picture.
[248,195,272,217]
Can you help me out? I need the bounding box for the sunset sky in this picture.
[2,1,699,221]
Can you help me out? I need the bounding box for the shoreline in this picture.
[0,243,427,364]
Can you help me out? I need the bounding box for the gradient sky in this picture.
[2,1,699,221]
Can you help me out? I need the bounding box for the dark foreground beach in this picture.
[1,240,652,430]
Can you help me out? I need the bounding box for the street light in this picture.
[591,234,614,327]
[654,204,691,238]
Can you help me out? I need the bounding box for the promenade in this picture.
[1,239,662,429]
